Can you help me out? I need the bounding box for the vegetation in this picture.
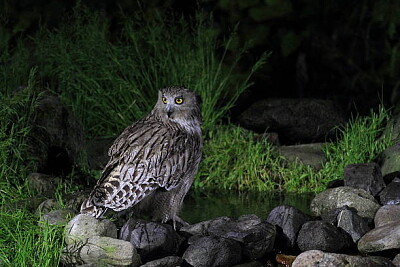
[0,5,394,266]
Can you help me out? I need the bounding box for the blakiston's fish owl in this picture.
[80,86,202,226]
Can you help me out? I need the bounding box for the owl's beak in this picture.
[166,105,174,118]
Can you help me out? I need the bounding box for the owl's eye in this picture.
[162,97,168,104]
[175,97,184,105]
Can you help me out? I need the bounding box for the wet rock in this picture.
[67,236,141,266]
[140,256,182,267]
[310,186,381,220]
[27,173,61,197]
[297,221,351,252]
[379,178,400,205]
[278,143,327,170]
[358,222,400,253]
[335,208,370,243]
[182,236,242,267]
[266,205,311,251]
[374,205,400,227]
[39,208,76,226]
[237,98,345,144]
[206,214,276,259]
[292,250,395,267]
[119,219,182,262]
[64,214,117,245]
[344,162,385,196]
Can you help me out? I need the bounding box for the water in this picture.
[181,190,315,224]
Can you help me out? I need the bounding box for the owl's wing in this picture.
[88,120,190,211]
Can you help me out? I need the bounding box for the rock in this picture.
[275,254,296,266]
[206,214,276,259]
[140,256,182,267]
[266,205,311,251]
[72,236,141,266]
[383,171,400,184]
[393,253,400,266]
[36,199,61,215]
[374,205,400,227]
[39,208,76,226]
[180,216,233,237]
[321,206,370,243]
[182,236,242,267]
[358,222,400,253]
[297,221,351,252]
[28,94,85,176]
[335,208,370,243]
[379,143,400,176]
[119,219,182,262]
[343,163,385,196]
[310,186,381,220]
[237,98,345,144]
[64,214,117,245]
[278,143,327,170]
[292,250,395,267]
[27,173,61,197]
[379,178,400,205]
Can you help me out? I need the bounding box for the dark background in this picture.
[3,0,400,117]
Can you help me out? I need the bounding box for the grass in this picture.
[0,5,394,266]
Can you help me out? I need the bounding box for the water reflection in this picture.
[181,190,315,224]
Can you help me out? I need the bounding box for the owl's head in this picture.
[152,86,202,129]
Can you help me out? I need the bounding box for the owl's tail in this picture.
[80,198,107,218]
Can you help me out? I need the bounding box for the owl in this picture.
[80,86,202,227]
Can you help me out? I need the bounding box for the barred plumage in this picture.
[80,86,202,226]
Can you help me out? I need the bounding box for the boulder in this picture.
[296,221,351,252]
[292,250,395,267]
[378,143,400,176]
[180,216,233,237]
[266,205,311,251]
[374,205,400,227]
[139,256,182,267]
[64,214,117,245]
[39,208,76,226]
[379,178,400,205]
[310,186,381,220]
[343,163,385,196]
[358,222,400,253]
[119,219,182,262]
[182,236,242,267]
[237,98,345,144]
[27,173,61,197]
[278,143,327,170]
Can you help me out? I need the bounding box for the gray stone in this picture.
[375,205,400,227]
[266,205,311,251]
[297,221,350,252]
[379,143,400,176]
[36,198,61,216]
[27,173,61,197]
[140,256,182,267]
[393,253,400,266]
[39,208,76,226]
[379,178,400,205]
[119,219,182,262]
[206,214,276,259]
[344,162,385,196]
[64,214,117,245]
[336,208,370,243]
[278,143,327,170]
[310,186,381,220]
[182,236,242,267]
[292,250,395,267]
[358,222,400,253]
[237,98,345,144]
[78,236,140,266]
[180,216,233,236]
